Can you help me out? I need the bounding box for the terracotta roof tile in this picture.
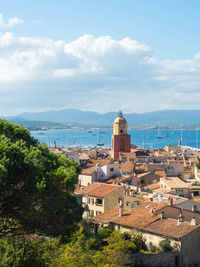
[106,176,130,184]
[80,167,96,175]
[75,182,121,197]
[155,170,166,177]
[144,218,199,238]
[147,183,160,191]
[93,202,165,227]
[161,177,189,189]
[79,153,90,160]
[93,201,199,238]
[90,159,111,166]
[120,161,134,173]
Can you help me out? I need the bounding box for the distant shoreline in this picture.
[29,126,200,131]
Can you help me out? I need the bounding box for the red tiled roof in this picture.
[120,161,134,173]
[106,176,130,184]
[147,183,160,191]
[74,182,121,197]
[93,202,165,226]
[90,159,111,166]
[144,218,199,239]
[80,167,96,175]
[155,170,166,177]
[93,202,199,238]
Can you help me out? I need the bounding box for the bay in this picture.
[30,128,200,150]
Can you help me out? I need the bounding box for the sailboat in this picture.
[157,126,163,139]
[97,130,104,147]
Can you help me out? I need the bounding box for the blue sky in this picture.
[0,0,200,115]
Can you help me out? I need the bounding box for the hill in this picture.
[6,109,200,127]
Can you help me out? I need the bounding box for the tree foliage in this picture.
[94,231,136,267]
[53,227,97,267]
[0,235,60,267]
[0,119,83,239]
[55,228,136,267]
[157,237,173,253]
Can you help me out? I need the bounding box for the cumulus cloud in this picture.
[0,32,200,115]
[0,14,23,29]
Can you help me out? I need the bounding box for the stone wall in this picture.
[131,251,180,267]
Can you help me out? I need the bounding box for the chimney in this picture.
[118,199,123,217]
[150,208,156,215]
[160,211,164,220]
[191,217,197,226]
[178,212,184,222]
[169,197,173,206]
[192,204,197,212]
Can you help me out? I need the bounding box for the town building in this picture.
[74,182,123,218]
[92,201,200,266]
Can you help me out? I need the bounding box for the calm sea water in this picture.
[30,128,200,149]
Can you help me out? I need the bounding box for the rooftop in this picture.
[93,201,200,238]
[144,218,198,239]
[80,167,96,175]
[161,177,189,189]
[106,176,130,184]
[120,161,134,173]
[74,182,121,197]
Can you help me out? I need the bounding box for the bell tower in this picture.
[111,111,130,161]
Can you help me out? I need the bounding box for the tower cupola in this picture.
[113,111,127,135]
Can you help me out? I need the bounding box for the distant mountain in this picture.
[0,117,65,129]
[7,109,200,127]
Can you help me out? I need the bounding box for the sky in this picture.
[1,0,200,115]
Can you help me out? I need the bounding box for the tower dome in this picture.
[113,111,127,135]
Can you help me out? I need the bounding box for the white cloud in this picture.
[0,32,200,115]
[0,14,23,29]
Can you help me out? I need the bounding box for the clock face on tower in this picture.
[120,124,124,128]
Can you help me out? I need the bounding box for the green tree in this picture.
[157,237,173,253]
[55,229,136,267]
[54,227,97,267]
[196,163,200,169]
[0,235,60,267]
[0,119,83,240]
[94,231,136,267]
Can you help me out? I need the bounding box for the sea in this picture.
[30,128,200,150]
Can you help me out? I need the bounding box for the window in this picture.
[110,167,114,172]
[89,198,94,205]
[126,202,130,207]
[96,198,103,206]
[89,210,94,217]
[141,179,144,184]
[96,211,102,216]
[131,203,136,208]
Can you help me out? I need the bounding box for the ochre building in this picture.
[111,111,130,161]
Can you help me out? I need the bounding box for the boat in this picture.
[88,131,93,133]
[97,130,104,146]
[97,143,104,147]
[157,127,163,139]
